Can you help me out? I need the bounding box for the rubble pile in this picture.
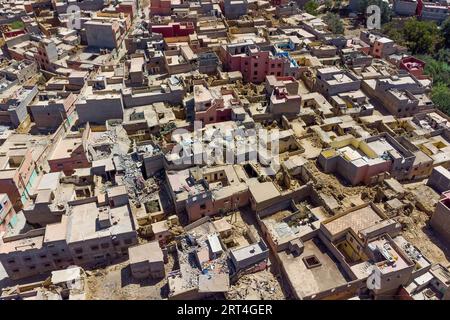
[226,270,285,300]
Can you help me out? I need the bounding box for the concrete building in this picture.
[29,92,77,131]
[399,56,426,79]
[219,40,300,83]
[126,56,146,86]
[22,172,69,227]
[149,0,172,16]
[150,22,195,38]
[85,20,122,49]
[47,125,91,174]
[35,39,59,72]
[198,52,220,75]
[67,201,137,267]
[318,133,415,185]
[0,193,17,232]
[223,0,248,19]
[76,93,124,125]
[230,240,269,272]
[315,67,361,98]
[273,202,416,300]
[52,0,105,14]
[128,241,165,279]
[192,85,239,126]
[166,165,250,222]
[420,2,450,22]
[122,75,185,107]
[0,192,137,280]
[0,59,37,84]
[123,103,175,140]
[402,263,450,300]
[0,85,37,128]
[427,166,450,194]
[329,90,374,117]
[362,75,432,117]
[430,191,450,245]
[164,46,197,75]
[393,0,418,16]
[265,75,301,117]
[0,145,37,211]
[360,32,398,59]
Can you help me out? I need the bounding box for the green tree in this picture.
[383,18,445,54]
[441,17,450,48]
[418,55,450,85]
[323,12,344,34]
[382,21,405,44]
[431,83,450,113]
[435,49,450,63]
[9,20,25,30]
[304,0,319,15]
[358,0,392,24]
[402,18,443,54]
[324,0,333,10]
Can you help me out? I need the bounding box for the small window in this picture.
[200,204,206,210]
[91,245,99,251]
[101,243,110,249]
[124,239,133,245]
[74,248,83,254]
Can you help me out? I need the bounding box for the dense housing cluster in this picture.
[0,0,449,301]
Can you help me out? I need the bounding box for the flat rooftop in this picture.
[278,237,349,299]
[323,204,383,239]
[129,241,163,264]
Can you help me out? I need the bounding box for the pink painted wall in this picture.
[220,46,288,83]
[0,149,35,210]
[150,0,172,15]
[0,195,16,232]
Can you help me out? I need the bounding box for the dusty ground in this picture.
[299,138,322,159]
[343,18,365,38]
[307,161,450,267]
[405,182,440,215]
[85,254,175,300]
[306,161,377,202]
[225,270,286,300]
[398,181,450,267]
[399,208,450,267]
